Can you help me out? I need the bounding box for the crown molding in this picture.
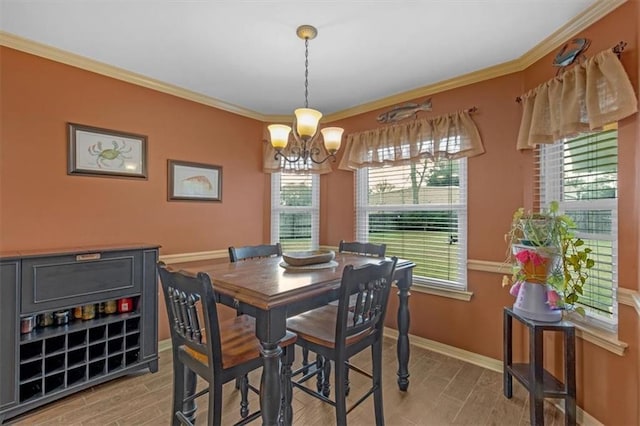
[325,0,627,122]
[0,0,626,123]
[325,58,524,122]
[518,0,628,69]
[0,31,265,121]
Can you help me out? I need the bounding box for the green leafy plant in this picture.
[503,201,595,316]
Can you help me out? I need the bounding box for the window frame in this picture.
[270,172,320,250]
[538,128,618,330]
[355,158,468,291]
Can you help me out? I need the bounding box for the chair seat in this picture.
[184,314,297,369]
[287,305,372,349]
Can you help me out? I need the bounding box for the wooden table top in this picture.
[171,253,414,310]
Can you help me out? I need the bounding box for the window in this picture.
[356,158,467,289]
[538,127,618,325]
[271,172,319,251]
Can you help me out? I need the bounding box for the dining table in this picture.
[171,252,415,426]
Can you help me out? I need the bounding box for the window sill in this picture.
[562,312,627,356]
[412,282,473,302]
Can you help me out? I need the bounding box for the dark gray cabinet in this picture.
[0,245,159,424]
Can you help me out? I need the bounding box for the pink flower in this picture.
[509,281,522,297]
[515,249,545,266]
[547,289,561,308]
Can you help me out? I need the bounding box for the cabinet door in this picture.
[21,250,143,314]
[0,260,19,410]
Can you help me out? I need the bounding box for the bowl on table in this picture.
[282,250,335,266]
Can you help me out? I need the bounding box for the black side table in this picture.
[503,307,576,426]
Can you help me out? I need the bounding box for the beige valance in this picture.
[263,140,333,174]
[338,109,484,170]
[517,49,638,150]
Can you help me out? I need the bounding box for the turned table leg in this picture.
[395,268,412,391]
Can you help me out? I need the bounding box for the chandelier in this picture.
[268,25,344,165]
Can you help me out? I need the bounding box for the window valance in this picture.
[263,140,332,174]
[338,109,484,171]
[516,49,638,150]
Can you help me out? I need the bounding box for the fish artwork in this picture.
[376,98,432,123]
[553,38,590,75]
[181,175,213,195]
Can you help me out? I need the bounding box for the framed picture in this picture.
[168,160,222,202]
[68,123,148,179]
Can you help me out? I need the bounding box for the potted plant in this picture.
[503,201,595,317]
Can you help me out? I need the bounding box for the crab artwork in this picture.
[88,140,132,168]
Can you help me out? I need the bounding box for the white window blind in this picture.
[271,172,319,251]
[538,127,618,324]
[356,158,467,289]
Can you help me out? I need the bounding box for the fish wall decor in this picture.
[376,98,432,123]
[553,38,591,75]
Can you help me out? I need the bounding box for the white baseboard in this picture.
[382,327,603,425]
[383,327,502,372]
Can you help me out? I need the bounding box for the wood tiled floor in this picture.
[8,338,564,425]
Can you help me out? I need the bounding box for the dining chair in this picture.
[287,257,398,426]
[300,239,388,393]
[157,262,296,426]
[228,243,282,262]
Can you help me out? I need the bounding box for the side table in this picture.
[503,307,576,426]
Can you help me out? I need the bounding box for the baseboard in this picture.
[158,338,172,353]
[382,327,602,425]
[383,327,503,372]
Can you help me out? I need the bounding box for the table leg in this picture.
[260,342,283,426]
[255,309,287,426]
[395,269,411,391]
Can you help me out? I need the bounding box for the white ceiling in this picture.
[1,0,602,117]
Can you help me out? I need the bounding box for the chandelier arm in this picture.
[308,152,337,165]
[291,120,315,162]
[274,144,303,163]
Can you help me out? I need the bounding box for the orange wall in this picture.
[1,3,639,424]
[323,3,639,424]
[0,47,268,254]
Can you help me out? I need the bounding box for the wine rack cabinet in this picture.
[0,245,159,424]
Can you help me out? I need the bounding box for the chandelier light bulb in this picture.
[268,124,292,149]
[320,127,344,152]
[294,108,322,138]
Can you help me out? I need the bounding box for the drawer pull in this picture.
[76,253,101,261]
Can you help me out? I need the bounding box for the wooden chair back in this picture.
[228,243,282,262]
[157,262,222,369]
[338,240,386,258]
[335,257,398,346]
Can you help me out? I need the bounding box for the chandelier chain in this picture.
[304,38,309,108]
[268,25,342,166]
